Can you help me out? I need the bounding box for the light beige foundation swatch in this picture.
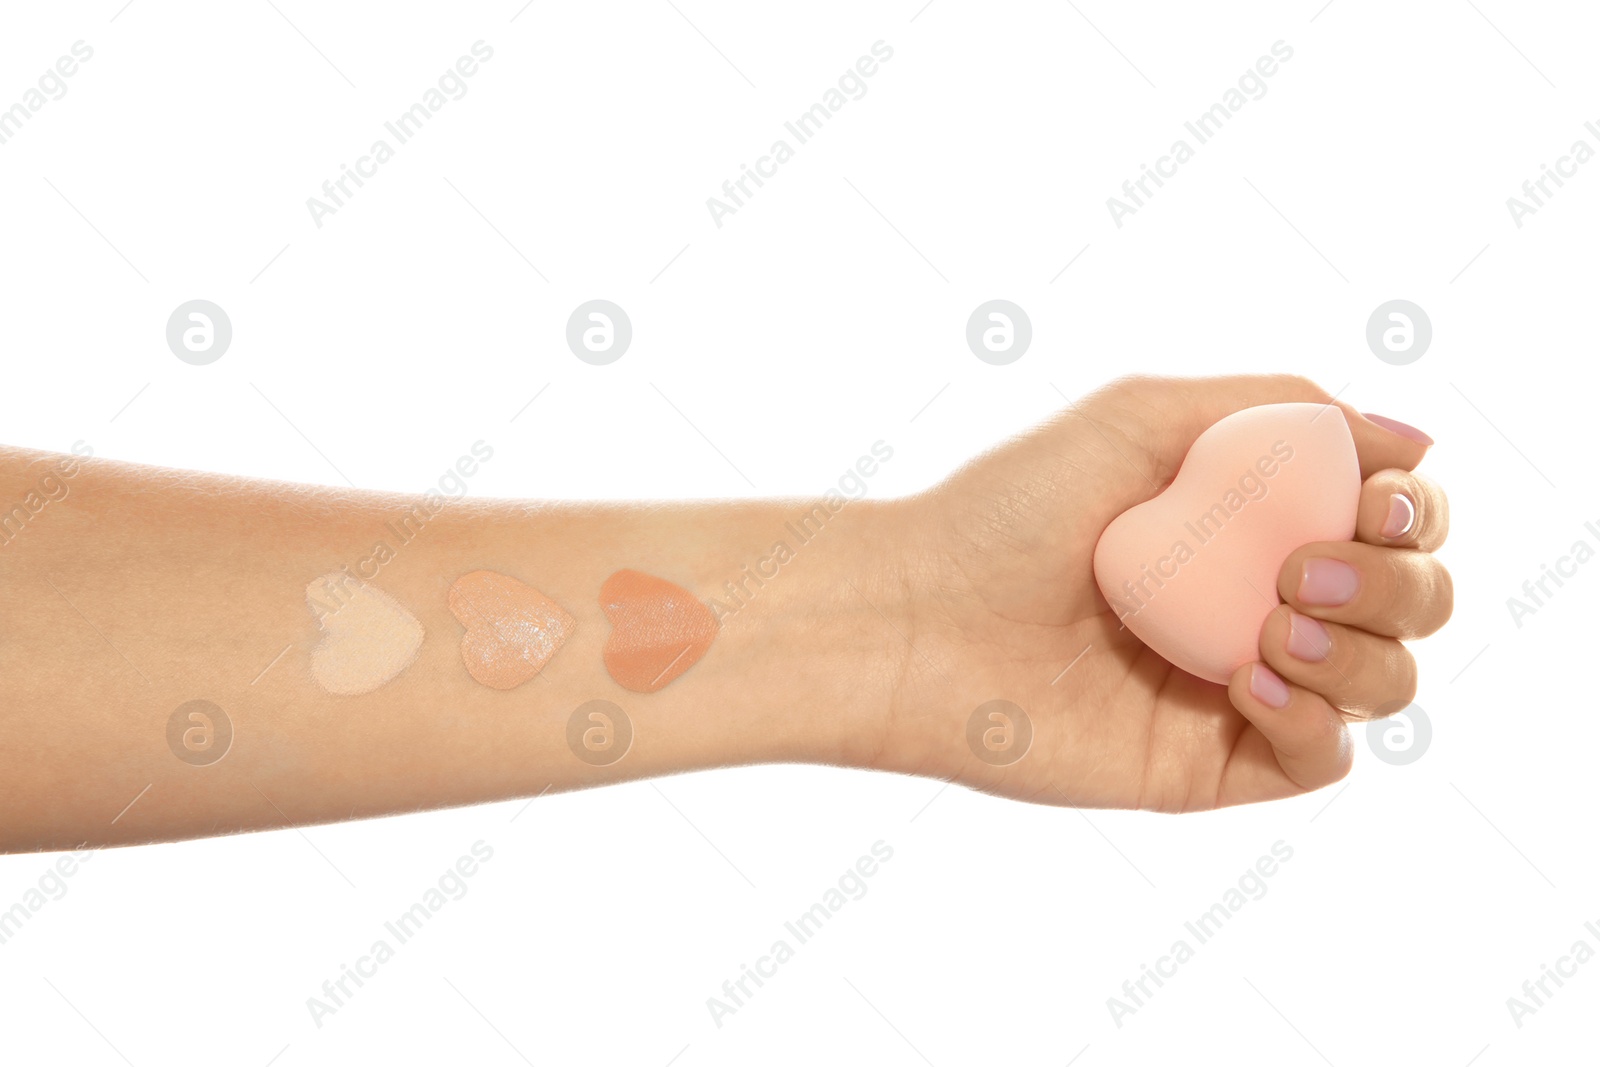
[600,569,718,693]
[448,570,577,690]
[306,573,425,696]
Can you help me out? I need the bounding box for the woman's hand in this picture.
[0,377,1449,851]
[875,374,1452,811]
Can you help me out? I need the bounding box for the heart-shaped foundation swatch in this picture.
[600,569,718,693]
[448,570,576,690]
[1092,403,1360,684]
[306,575,425,696]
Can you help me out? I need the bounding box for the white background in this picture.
[0,1,1594,1063]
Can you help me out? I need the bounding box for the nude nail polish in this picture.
[1363,413,1434,447]
[1300,558,1359,606]
[1286,612,1331,661]
[1381,493,1416,539]
[1250,663,1291,708]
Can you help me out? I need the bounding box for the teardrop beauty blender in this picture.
[1092,403,1361,684]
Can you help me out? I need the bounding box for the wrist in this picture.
[701,495,918,772]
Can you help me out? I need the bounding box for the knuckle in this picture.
[1410,470,1449,549]
[1341,638,1414,718]
[1382,642,1419,708]
[1302,723,1356,791]
[1376,546,1410,615]
[1426,560,1455,632]
[1399,554,1452,637]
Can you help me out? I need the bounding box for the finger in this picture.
[1259,605,1417,718]
[1221,662,1353,801]
[1343,410,1433,479]
[1085,373,1334,484]
[1279,541,1454,639]
[1356,468,1449,551]
[1081,374,1433,486]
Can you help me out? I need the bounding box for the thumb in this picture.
[1081,374,1432,485]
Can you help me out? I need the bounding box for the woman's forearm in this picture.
[1,376,1453,848]
[0,444,913,852]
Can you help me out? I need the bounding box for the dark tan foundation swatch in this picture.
[448,570,576,690]
[600,569,718,693]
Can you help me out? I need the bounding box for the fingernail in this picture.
[1300,558,1359,606]
[1363,413,1434,447]
[1250,663,1291,708]
[1286,612,1331,661]
[1381,492,1416,539]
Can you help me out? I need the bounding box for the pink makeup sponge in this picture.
[1092,403,1361,684]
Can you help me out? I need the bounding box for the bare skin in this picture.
[0,374,1450,853]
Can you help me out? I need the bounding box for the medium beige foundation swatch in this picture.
[448,570,577,690]
[600,569,718,693]
[306,573,426,696]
